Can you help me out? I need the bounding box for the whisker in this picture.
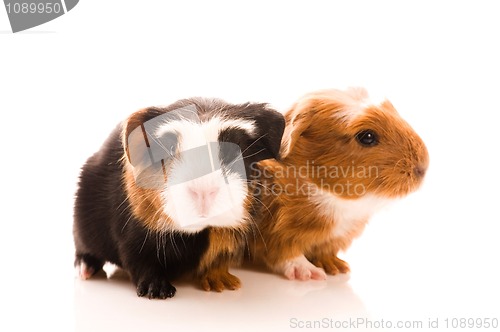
[162,231,167,267]
[139,229,149,254]
[169,232,181,259]
[121,212,135,233]
[225,148,266,170]
[246,215,268,253]
[251,195,273,220]
[156,232,161,263]
[240,133,268,156]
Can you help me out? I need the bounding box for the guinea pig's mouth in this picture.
[404,162,428,192]
[375,166,427,198]
[173,208,248,232]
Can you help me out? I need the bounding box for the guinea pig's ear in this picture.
[122,107,165,164]
[240,104,286,161]
[280,98,315,158]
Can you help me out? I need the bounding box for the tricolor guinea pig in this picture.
[251,87,429,280]
[73,98,285,298]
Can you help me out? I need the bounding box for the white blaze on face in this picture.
[335,87,389,124]
[156,116,255,233]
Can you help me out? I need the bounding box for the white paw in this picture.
[76,262,94,280]
[276,255,327,281]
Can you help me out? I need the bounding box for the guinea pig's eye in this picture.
[355,130,379,147]
[157,132,178,157]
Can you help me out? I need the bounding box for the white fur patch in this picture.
[309,190,392,238]
[336,104,368,124]
[337,87,388,123]
[156,117,255,149]
[156,116,253,233]
[216,118,256,136]
[362,91,388,108]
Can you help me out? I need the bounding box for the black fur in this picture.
[74,125,210,298]
[73,98,285,299]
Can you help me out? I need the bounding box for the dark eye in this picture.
[355,130,379,147]
[157,132,178,157]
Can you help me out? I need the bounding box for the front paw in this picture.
[311,255,350,275]
[200,269,241,292]
[276,255,327,281]
[136,278,176,299]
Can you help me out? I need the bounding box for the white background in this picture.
[1,1,499,331]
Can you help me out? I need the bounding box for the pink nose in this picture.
[188,187,220,217]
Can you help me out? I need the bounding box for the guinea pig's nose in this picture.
[413,164,427,179]
[188,187,220,217]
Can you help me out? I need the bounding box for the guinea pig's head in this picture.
[281,87,429,199]
[122,98,285,233]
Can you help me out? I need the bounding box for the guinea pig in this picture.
[73,98,285,298]
[250,87,429,280]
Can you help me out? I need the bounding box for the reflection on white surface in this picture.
[73,265,368,332]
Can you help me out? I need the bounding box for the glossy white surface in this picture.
[1,1,499,331]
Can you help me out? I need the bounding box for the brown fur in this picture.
[123,165,172,231]
[252,88,429,277]
[198,227,247,291]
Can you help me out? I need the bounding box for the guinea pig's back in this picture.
[73,125,126,266]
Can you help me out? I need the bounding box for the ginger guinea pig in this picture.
[251,87,429,280]
[73,98,285,298]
